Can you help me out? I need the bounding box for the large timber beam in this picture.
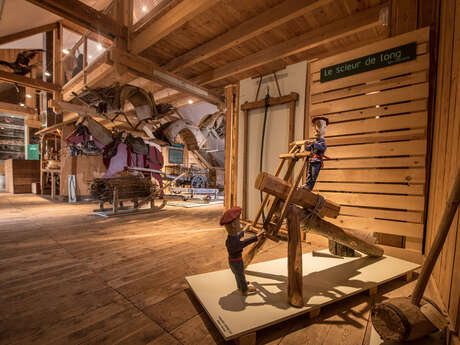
[0,22,58,45]
[25,0,127,39]
[0,70,61,92]
[131,0,219,54]
[194,4,387,85]
[164,0,334,72]
[0,101,36,117]
[109,47,223,105]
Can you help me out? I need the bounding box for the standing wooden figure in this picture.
[220,207,262,296]
[303,116,329,190]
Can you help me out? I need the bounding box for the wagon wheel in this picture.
[150,197,167,210]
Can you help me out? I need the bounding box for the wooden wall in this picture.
[425,0,460,339]
[307,28,430,255]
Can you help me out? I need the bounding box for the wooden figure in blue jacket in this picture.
[304,116,329,190]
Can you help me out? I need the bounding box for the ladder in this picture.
[248,140,310,241]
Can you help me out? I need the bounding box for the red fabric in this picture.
[147,146,164,197]
[220,206,242,225]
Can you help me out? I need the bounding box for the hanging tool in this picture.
[259,87,270,222]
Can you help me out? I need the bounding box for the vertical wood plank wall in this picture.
[307,28,430,254]
[425,0,460,338]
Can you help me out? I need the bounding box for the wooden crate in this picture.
[4,159,40,194]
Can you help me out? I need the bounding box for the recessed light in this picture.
[26,94,32,99]
[375,105,380,108]
[19,103,25,107]
[62,49,69,54]
[142,6,147,12]
[188,99,193,104]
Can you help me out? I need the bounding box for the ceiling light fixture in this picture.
[142,6,147,12]
[45,71,51,77]
[26,94,32,99]
[188,99,193,104]
[19,103,25,107]
[88,55,93,59]
[62,48,70,54]
[97,43,103,51]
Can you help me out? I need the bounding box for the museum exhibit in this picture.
[0,0,459,344]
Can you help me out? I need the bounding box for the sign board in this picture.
[27,144,40,160]
[320,42,417,83]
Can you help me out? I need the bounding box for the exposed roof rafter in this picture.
[164,0,335,72]
[193,4,387,86]
[25,0,127,39]
[131,0,220,54]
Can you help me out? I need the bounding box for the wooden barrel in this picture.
[371,297,437,341]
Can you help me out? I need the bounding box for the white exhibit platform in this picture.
[186,250,420,341]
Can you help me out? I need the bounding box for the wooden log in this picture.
[287,205,303,307]
[371,297,437,341]
[255,172,340,218]
[299,209,384,257]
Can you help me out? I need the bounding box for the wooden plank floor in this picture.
[0,194,440,345]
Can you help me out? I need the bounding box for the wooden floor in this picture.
[0,194,438,345]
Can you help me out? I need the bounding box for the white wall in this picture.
[237,61,307,220]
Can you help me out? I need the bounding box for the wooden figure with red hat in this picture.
[303,116,329,190]
[220,206,263,295]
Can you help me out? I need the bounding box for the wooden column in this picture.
[53,23,63,97]
[287,205,303,307]
[224,84,239,210]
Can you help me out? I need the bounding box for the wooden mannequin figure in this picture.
[303,116,329,190]
[220,207,262,296]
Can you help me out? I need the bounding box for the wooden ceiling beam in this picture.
[131,0,219,54]
[0,101,36,117]
[61,19,112,47]
[25,0,127,40]
[109,47,223,105]
[0,70,61,92]
[194,4,387,86]
[0,22,58,45]
[165,0,335,72]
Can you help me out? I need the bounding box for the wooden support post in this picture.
[224,85,239,210]
[242,109,248,217]
[287,205,303,307]
[235,332,256,345]
[51,173,56,200]
[368,286,378,296]
[113,187,119,214]
[406,271,415,282]
[309,308,321,318]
